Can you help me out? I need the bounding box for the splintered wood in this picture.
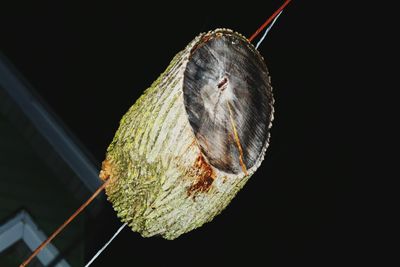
[101,29,274,239]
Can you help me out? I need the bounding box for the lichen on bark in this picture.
[100,29,274,240]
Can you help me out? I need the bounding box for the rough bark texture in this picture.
[99,29,274,240]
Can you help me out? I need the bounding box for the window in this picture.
[0,210,70,267]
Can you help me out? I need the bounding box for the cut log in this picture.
[99,29,274,240]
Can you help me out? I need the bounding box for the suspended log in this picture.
[99,28,274,240]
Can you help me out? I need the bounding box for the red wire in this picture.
[20,4,293,265]
[248,0,292,42]
[20,179,110,267]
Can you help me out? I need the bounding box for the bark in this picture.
[99,29,274,240]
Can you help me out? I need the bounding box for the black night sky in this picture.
[1,1,355,266]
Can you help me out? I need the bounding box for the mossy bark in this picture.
[100,29,274,240]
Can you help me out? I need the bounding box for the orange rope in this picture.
[20,3,293,265]
[20,179,110,267]
[248,0,292,42]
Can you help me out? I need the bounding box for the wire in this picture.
[84,223,128,267]
[20,179,110,267]
[255,11,283,49]
[19,3,293,266]
[248,0,292,42]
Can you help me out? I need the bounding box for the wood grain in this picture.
[101,29,274,239]
[184,30,273,174]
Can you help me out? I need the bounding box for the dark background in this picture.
[1,1,354,266]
